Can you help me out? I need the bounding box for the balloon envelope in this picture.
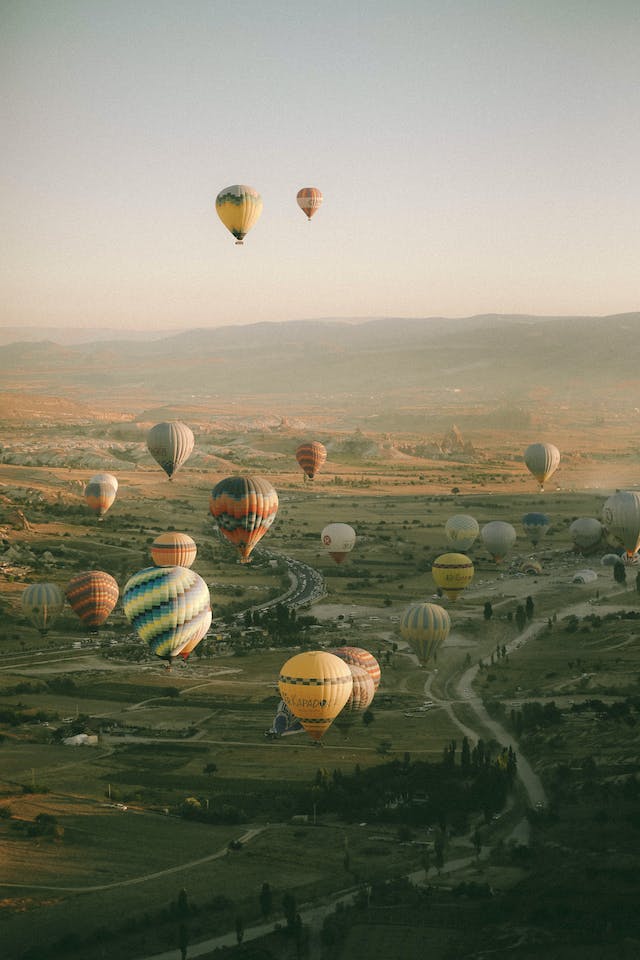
[321,523,356,563]
[122,566,211,661]
[66,571,119,627]
[84,479,116,519]
[524,443,560,491]
[296,441,327,480]
[602,491,640,557]
[570,517,603,551]
[431,553,474,601]
[481,521,517,563]
[331,646,381,690]
[296,187,323,220]
[521,513,550,546]
[22,582,65,635]
[400,602,451,666]
[147,421,194,479]
[90,472,118,493]
[278,651,353,741]
[445,515,479,551]
[216,184,263,244]
[209,476,278,563]
[334,664,375,733]
[151,532,197,568]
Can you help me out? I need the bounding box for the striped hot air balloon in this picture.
[524,443,560,492]
[295,441,327,480]
[21,582,65,635]
[122,566,211,662]
[399,602,451,666]
[334,664,375,734]
[321,523,356,564]
[431,553,474,601]
[296,187,323,221]
[84,478,117,519]
[66,571,119,628]
[90,472,118,493]
[216,184,263,244]
[146,421,194,480]
[331,646,381,691]
[209,476,278,563]
[445,515,479,552]
[278,651,353,742]
[150,532,197,568]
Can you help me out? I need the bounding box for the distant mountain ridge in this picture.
[0,313,638,407]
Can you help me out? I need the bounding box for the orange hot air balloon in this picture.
[66,571,119,628]
[278,651,353,742]
[295,441,327,480]
[431,553,474,601]
[334,664,375,734]
[331,646,381,690]
[296,187,323,221]
[84,479,117,520]
[151,532,197,568]
[209,476,278,563]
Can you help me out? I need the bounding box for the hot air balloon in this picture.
[444,515,479,552]
[524,443,560,492]
[151,532,197,568]
[295,441,327,480]
[321,523,356,564]
[521,512,550,546]
[601,553,622,567]
[602,491,640,558]
[431,553,474,601]
[399,602,451,666]
[278,651,353,742]
[66,571,119,628]
[296,187,323,221]
[146,421,194,480]
[481,521,517,563]
[334,664,375,735]
[21,583,65,635]
[84,478,117,520]
[122,566,211,663]
[570,517,603,552]
[270,700,304,737]
[90,472,118,493]
[216,184,263,244]
[209,476,278,563]
[331,646,381,690]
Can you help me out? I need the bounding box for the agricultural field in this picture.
[1,412,640,959]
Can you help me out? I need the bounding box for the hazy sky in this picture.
[2,0,639,330]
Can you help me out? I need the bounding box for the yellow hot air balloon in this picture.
[278,651,353,742]
[524,443,560,492]
[399,602,451,666]
[431,553,474,601]
[216,184,263,245]
[296,187,323,221]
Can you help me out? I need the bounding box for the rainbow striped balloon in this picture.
[84,479,117,519]
[66,571,119,627]
[122,566,211,661]
[334,664,375,733]
[209,476,278,563]
[331,646,381,691]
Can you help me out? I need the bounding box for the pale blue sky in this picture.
[2,0,639,329]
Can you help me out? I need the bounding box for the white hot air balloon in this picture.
[481,521,517,563]
[602,491,640,558]
[524,443,560,492]
[569,518,603,552]
[321,523,356,564]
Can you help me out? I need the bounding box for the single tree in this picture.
[525,595,534,620]
[483,601,493,621]
[260,881,273,918]
[613,560,626,585]
[515,605,527,631]
[235,915,244,945]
